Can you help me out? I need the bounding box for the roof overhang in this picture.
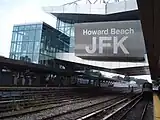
[54,58,115,73]
[0,56,150,76]
[51,10,140,24]
[113,66,150,76]
[54,59,150,76]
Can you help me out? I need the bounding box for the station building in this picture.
[8,0,150,81]
[8,0,149,69]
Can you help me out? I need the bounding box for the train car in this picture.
[142,82,153,100]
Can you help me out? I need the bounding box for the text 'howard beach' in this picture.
[82,28,134,35]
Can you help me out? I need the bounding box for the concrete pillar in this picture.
[22,76,25,85]
[14,73,19,85]
[20,74,25,86]
[13,75,17,85]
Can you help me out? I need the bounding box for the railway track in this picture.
[116,100,152,120]
[0,94,132,120]
[0,87,142,120]
[0,91,74,111]
[0,92,104,113]
[0,87,133,114]
[0,94,87,113]
[36,94,139,120]
[79,94,152,120]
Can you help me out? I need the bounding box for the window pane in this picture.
[10,43,13,52]
[29,30,35,41]
[39,54,45,64]
[19,26,25,31]
[12,42,16,52]
[14,53,20,60]
[35,30,41,41]
[17,32,23,41]
[13,26,18,31]
[23,31,29,41]
[12,32,18,41]
[24,25,30,30]
[9,53,14,59]
[10,42,16,53]
[66,28,70,36]
[16,42,22,53]
[21,41,28,53]
[36,24,42,29]
[34,42,40,54]
[27,42,34,53]
[40,42,44,50]
[32,53,39,63]
[14,54,18,60]
[31,25,36,30]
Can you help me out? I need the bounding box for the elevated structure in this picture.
[43,0,148,72]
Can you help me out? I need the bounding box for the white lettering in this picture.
[99,37,112,53]
[91,30,97,35]
[85,37,97,54]
[82,29,108,35]
[83,29,88,35]
[111,28,116,35]
[103,30,108,35]
[84,36,130,54]
[83,28,134,35]
[113,36,129,54]
[88,31,92,35]
[111,28,134,35]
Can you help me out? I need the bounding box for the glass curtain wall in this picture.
[10,24,41,63]
[38,23,70,65]
[10,22,70,66]
[39,24,56,65]
[56,19,74,52]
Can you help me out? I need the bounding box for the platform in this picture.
[153,93,160,120]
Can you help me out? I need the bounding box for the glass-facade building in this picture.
[9,22,70,65]
[56,19,74,52]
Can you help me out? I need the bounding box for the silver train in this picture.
[142,82,153,99]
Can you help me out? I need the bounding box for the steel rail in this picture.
[102,94,142,120]
[140,101,149,120]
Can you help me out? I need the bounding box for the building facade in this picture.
[9,22,70,65]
